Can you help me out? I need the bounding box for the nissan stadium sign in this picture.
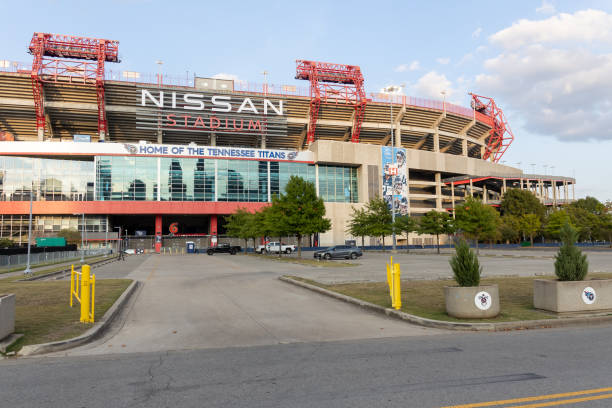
[0,141,314,163]
[136,88,287,138]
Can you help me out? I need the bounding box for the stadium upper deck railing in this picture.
[0,61,492,125]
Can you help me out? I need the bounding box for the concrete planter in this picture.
[0,294,16,341]
[534,279,612,313]
[444,285,500,319]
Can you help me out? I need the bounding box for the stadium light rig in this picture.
[470,93,515,163]
[28,33,120,140]
[296,60,367,145]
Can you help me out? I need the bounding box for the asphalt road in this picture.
[4,324,612,407]
[4,252,612,407]
[58,254,441,355]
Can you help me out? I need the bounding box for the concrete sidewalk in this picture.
[58,254,444,356]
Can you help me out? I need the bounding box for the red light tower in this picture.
[28,33,120,141]
[470,93,514,162]
[296,60,367,144]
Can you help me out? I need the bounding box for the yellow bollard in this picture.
[393,263,401,310]
[386,262,392,298]
[90,273,95,323]
[70,264,74,308]
[80,265,90,323]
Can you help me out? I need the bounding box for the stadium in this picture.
[0,33,576,251]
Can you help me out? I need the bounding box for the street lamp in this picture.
[73,213,85,263]
[23,181,34,276]
[261,70,269,95]
[382,84,405,252]
[440,90,447,114]
[114,226,122,255]
[104,218,108,254]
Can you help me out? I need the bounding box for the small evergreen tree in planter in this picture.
[444,239,499,318]
[449,239,481,287]
[554,222,588,281]
[533,222,611,313]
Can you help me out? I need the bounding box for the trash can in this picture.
[186,241,195,254]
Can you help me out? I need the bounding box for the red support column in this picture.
[155,215,162,253]
[210,215,218,247]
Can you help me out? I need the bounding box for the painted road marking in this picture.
[441,387,612,408]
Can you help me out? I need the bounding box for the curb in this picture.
[279,276,612,332]
[20,256,119,282]
[18,280,139,356]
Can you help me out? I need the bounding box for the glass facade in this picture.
[95,156,322,202]
[318,165,359,203]
[0,155,358,204]
[0,156,94,201]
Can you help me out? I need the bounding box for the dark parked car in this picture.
[206,243,241,255]
[314,245,362,260]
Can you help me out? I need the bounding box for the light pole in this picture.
[261,70,269,95]
[441,90,447,114]
[114,226,122,255]
[104,217,108,254]
[382,84,405,252]
[23,181,34,275]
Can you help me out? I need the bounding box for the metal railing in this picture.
[0,249,110,268]
[0,60,491,123]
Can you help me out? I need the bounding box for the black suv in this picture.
[314,245,362,260]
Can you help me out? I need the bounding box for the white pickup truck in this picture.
[255,241,296,254]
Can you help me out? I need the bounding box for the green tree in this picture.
[394,215,418,253]
[57,228,81,245]
[263,200,293,257]
[571,196,605,216]
[0,238,14,248]
[418,210,455,254]
[519,213,541,246]
[364,196,393,251]
[598,213,612,247]
[449,239,482,287]
[500,189,546,220]
[544,210,574,240]
[567,206,601,242]
[455,197,500,254]
[275,176,331,258]
[554,222,589,281]
[498,215,520,244]
[224,208,254,254]
[346,206,370,249]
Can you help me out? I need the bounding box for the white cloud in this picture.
[490,9,612,49]
[476,9,612,142]
[436,57,450,65]
[472,27,483,38]
[395,61,420,72]
[411,71,454,99]
[536,0,556,14]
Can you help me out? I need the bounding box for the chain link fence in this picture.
[0,249,111,268]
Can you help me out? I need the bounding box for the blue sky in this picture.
[1,0,611,201]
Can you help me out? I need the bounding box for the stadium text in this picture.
[140,90,284,116]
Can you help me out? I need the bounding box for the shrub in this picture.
[554,222,589,281]
[449,239,482,287]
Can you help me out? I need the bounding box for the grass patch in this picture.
[247,253,356,268]
[0,278,131,351]
[0,254,116,275]
[291,273,612,323]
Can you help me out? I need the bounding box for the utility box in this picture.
[186,241,195,254]
[0,294,15,341]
